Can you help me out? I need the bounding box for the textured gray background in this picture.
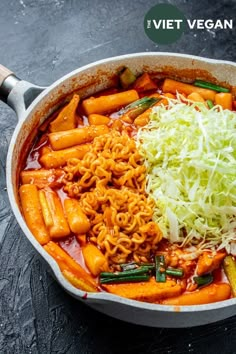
[0,0,236,353]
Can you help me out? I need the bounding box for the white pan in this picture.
[1,52,236,328]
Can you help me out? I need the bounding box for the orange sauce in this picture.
[59,235,87,270]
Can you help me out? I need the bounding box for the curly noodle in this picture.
[62,130,162,264]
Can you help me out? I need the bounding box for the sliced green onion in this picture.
[120,262,138,271]
[206,99,214,109]
[194,80,230,93]
[119,67,136,89]
[193,274,213,287]
[124,96,156,110]
[121,262,155,271]
[166,267,184,278]
[100,275,150,284]
[118,97,159,117]
[223,256,236,297]
[138,263,155,271]
[155,255,166,282]
[100,266,151,279]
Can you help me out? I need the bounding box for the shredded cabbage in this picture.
[137,99,236,252]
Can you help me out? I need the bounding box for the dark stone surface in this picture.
[0,0,236,353]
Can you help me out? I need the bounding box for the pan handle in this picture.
[0,64,46,119]
[0,64,14,87]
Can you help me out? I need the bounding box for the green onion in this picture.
[155,255,166,282]
[166,267,184,278]
[100,274,150,284]
[100,266,151,279]
[138,263,155,271]
[194,80,230,93]
[119,67,136,89]
[120,262,138,271]
[193,274,213,287]
[223,256,236,297]
[118,97,160,119]
[120,262,155,271]
[123,96,158,110]
[206,99,214,109]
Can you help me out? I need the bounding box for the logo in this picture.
[144,3,233,45]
